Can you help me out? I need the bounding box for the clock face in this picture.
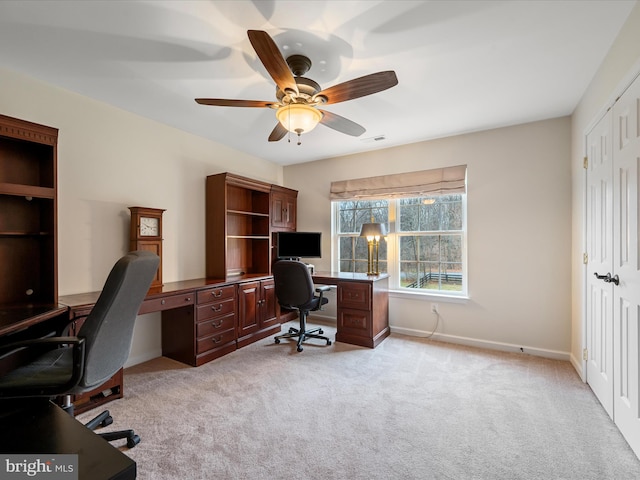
[140,217,159,236]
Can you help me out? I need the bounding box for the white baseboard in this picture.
[569,353,585,381]
[390,326,571,361]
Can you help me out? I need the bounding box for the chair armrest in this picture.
[0,337,86,398]
[314,285,330,307]
[0,336,82,356]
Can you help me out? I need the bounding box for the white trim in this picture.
[570,352,584,379]
[389,289,469,302]
[391,326,570,361]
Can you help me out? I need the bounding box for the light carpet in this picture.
[78,320,640,479]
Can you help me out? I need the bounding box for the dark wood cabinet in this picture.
[270,185,297,231]
[237,278,278,348]
[160,284,237,367]
[0,114,58,310]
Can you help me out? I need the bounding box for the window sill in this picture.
[388,289,469,303]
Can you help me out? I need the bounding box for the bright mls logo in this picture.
[1,455,77,480]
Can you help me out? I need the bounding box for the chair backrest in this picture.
[272,260,315,310]
[75,251,159,390]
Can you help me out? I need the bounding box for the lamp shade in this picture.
[359,222,387,239]
[276,104,323,134]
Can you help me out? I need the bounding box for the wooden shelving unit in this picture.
[0,114,58,310]
[206,173,272,278]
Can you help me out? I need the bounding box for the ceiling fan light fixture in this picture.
[276,104,322,134]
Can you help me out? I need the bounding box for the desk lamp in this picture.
[359,222,386,275]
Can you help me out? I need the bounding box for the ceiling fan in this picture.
[195,30,398,145]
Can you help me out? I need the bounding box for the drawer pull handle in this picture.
[186,297,192,302]
[211,305,222,312]
[212,320,223,328]
[161,299,166,305]
[212,290,223,297]
[212,336,222,344]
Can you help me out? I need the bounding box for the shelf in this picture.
[0,183,55,199]
[0,231,53,237]
[227,235,270,240]
[227,209,269,217]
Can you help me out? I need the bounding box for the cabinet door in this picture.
[271,190,297,230]
[260,279,278,328]
[237,281,259,336]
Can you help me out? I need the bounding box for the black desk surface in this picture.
[0,399,136,480]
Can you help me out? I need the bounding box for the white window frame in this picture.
[332,195,468,298]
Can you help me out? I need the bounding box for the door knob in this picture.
[594,272,620,286]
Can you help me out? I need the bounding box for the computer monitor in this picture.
[275,231,322,259]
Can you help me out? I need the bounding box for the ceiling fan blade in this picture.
[319,110,366,137]
[195,98,273,108]
[268,122,288,142]
[315,71,398,105]
[247,30,298,95]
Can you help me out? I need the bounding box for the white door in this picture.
[586,109,615,417]
[612,76,640,458]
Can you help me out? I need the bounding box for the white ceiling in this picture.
[0,0,636,165]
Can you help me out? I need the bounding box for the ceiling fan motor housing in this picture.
[286,54,312,76]
[276,76,321,103]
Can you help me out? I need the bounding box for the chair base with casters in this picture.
[274,308,332,352]
[61,395,140,448]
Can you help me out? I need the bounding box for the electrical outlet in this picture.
[431,303,439,314]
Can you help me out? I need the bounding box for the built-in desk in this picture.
[54,272,388,412]
[0,399,136,480]
[312,272,390,348]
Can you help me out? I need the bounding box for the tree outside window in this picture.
[337,199,388,274]
[335,194,466,295]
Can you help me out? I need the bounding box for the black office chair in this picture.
[273,260,332,352]
[0,250,159,448]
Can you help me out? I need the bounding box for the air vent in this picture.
[360,135,386,143]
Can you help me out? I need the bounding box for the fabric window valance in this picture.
[330,165,467,200]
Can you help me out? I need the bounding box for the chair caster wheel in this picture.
[327,340,332,346]
[289,328,296,334]
[319,329,324,334]
[101,415,113,428]
[297,346,303,352]
[275,338,280,344]
[127,434,141,448]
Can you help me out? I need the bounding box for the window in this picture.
[334,194,466,295]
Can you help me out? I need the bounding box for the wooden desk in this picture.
[0,305,69,338]
[0,399,136,480]
[312,272,390,348]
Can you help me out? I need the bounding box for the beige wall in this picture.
[0,67,283,365]
[570,3,640,377]
[285,117,572,358]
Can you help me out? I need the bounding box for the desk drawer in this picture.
[196,297,235,321]
[196,328,236,354]
[140,292,195,314]
[196,313,235,338]
[197,285,235,305]
[337,283,371,310]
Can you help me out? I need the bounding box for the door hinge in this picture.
[583,253,588,264]
[583,348,588,361]
[583,156,588,169]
